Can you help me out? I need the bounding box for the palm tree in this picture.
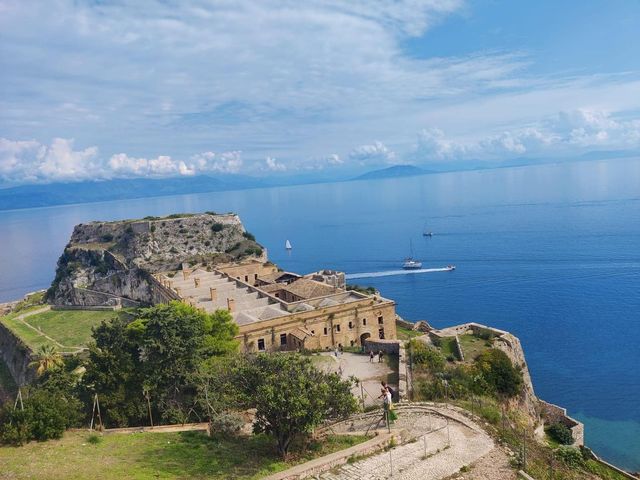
[29,344,63,376]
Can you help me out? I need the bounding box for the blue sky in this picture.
[1,0,640,185]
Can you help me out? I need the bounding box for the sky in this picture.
[1,0,640,185]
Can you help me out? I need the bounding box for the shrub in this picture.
[547,422,574,445]
[409,340,445,371]
[474,349,523,398]
[100,233,114,242]
[242,231,256,241]
[211,223,224,232]
[555,446,584,468]
[0,390,77,445]
[150,225,156,233]
[209,412,245,436]
[0,408,31,445]
[87,433,102,444]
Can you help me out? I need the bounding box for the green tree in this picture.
[83,302,239,427]
[231,354,358,457]
[474,349,523,398]
[28,344,64,376]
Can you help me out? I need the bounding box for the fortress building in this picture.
[155,260,397,352]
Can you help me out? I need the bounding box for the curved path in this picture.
[318,405,514,480]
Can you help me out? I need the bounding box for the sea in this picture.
[0,158,639,470]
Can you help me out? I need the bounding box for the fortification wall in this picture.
[539,399,584,446]
[0,321,34,386]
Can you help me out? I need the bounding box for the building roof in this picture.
[279,278,337,300]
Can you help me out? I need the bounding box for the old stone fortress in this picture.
[49,212,397,353]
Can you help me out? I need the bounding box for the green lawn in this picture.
[0,309,121,351]
[457,334,491,361]
[0,430,368,480]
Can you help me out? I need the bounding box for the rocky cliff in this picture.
[47,213,266,306]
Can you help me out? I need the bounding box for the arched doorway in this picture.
[360,332,371,347]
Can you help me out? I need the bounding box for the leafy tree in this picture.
[474,349,523,398]
[28,344,64,376]
[83,302,239,427]
[230,354,358,457]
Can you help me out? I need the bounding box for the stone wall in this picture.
[0,321,34,386]
[539,399,584,446]
[364,338,400,354]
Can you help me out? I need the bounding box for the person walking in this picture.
[381,381,396,402]
[378,350,383,363]
[369,350,374,362]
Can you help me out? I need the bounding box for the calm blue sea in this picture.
[0,158,639,470]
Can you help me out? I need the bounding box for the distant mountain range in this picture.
[0,176,268,211]
[353,164,433,181]
[1,151,638,211]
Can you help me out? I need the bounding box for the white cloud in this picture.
[0,138,100,183]
[1,1,639,181]
[349,141,397,164]
[189,151,243,174]
[0,138,247,184]
[263,156,287,172]
[414,110,640,162]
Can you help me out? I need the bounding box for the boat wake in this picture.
[346,267,453,280]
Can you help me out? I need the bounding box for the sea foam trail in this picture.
[346,267,452,280]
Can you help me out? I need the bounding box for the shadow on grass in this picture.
[139,431,367,480]
[139,432,285,479]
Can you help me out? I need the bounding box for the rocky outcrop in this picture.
[47,213,266,306]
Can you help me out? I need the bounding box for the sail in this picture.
[285,239,292,249]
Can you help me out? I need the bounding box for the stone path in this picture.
[317,407,496,480]
[314,352,394,406]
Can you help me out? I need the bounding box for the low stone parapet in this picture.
[539,399,584,446]
[261,432,393,480]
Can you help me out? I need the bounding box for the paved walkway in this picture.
[317,407,496,480]
[314,352,394,406]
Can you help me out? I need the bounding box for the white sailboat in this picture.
[402,240,422,269]
[285,239,292,250]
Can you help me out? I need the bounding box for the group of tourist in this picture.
[369,350,385,363]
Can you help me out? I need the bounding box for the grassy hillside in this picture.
[0,430,367,480]
[0,308,122,352]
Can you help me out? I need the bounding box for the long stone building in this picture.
[155,260,397,352]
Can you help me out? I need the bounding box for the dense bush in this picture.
[555,446,584,468]
[474,349,523,398]
[547,422,574,445]
[242,231,256,241]
[211,223,224,232]
[0,390,80,445]
[209,412,244,435]
[408,340,445,371]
